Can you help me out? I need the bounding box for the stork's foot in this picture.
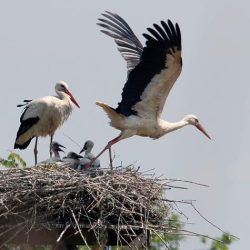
[84,161,94,170]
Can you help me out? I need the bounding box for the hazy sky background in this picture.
[0,1,249,249]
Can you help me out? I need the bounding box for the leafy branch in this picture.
[0,152,26,168]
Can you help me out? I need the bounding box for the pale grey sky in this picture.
[0,1,249,249]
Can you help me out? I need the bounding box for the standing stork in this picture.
[89,12,211,165]
[14,81,80,164]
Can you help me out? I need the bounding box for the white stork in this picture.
[14,81,80,164]
[88,12,211,165]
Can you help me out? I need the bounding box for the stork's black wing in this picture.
[14,103,40,149]
[98,11,143,74]
[116,19,182,117]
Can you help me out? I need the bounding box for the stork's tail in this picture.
[96,101,123,122]
[14,117,39,150]
[14,138,33,149]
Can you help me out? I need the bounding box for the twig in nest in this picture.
[70,208,91,250]
[57,223,70,242]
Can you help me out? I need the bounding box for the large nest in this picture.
[0,164,175,247]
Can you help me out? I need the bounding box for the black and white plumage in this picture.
[97,11,183,118]
[17,99,32,108]
[14,81,80,164]
[98,11,143,74]
[79,140,100,169]
[91,12,211,164]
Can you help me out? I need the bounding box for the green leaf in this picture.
[0,152,26,168]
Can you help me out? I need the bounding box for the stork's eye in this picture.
[195,118,199,123]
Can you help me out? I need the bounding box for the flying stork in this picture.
[90,11,211,165]
[14,81,80,164]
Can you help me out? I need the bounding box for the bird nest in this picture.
[0,164,178,247]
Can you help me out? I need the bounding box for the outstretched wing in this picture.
[98,11,143,75]
[116,19,182,118]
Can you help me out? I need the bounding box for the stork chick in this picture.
[62,152,83,169]
[79,140,100,169]
[38,141,66,164]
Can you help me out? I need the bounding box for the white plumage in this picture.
[89,12,211,165]
[14,81,80,164]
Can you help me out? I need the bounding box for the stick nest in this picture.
[0,164,172,245]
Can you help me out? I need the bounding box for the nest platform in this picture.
[0,164,174,249]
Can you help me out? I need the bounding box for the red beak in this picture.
[65,89,80,108]
[195,123,211,140]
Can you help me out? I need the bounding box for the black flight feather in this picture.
[14,106,40,149]
[116,20,182,116]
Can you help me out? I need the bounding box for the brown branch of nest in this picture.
[0,163,172,247]
[1,163,229,247]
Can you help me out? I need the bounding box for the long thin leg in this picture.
[34,137,38,165]
[109,147,113,170]
[50,134,54,157]
[85,135,121,169]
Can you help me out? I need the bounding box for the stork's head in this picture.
[50,141,65,152]
[55,81,80,108]
[79,140,94,154]
[184,115,211,139]
[50,141,66,153]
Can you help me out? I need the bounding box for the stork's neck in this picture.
[85,146,93,154]
[56,91,74,119]
[160,118,189,135]
[53,150,61,159]
[57,91,71,102]
[85,152,95,159]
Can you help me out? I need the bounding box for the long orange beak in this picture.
[65,89,80,108]
[195,123,211,139]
